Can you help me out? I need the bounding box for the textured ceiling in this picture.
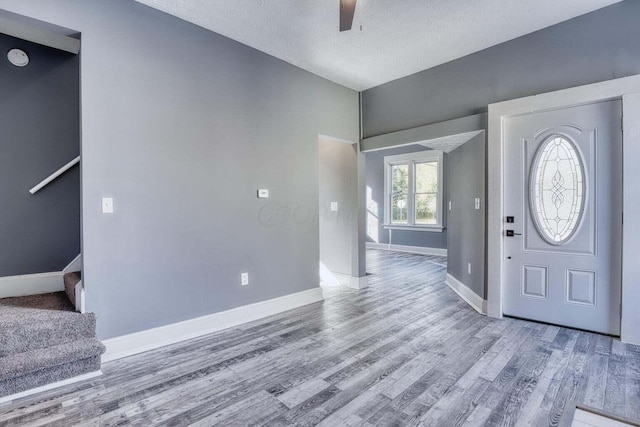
[135,0,622,91]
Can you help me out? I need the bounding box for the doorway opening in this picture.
[362,130,486,312]
[0,16,83,311]
[318,135,365,289]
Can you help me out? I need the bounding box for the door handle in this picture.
[506,230,522,237]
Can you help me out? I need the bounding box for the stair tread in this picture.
[0,355,101,398]
[0,289,103,399]
[0,318,97,357]
[0,292,74,314]
[0,292,96,357]
[0,338,105,381]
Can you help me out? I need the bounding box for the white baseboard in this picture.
[0,272,64,299]
[102,287,324,363]
[345,275,369,290]
[445,273,487,315]
[326,272,369,290]
[366,242,447,257]
[63,254,82,274]
[0,370,102,406]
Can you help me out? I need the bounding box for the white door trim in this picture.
[487,74,640,345]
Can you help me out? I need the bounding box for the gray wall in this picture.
[0,32,80,277]
[446,134,485,298]
[365,144,447,249]
[0,0,359,339]
[319,138,357,276]
[362,0,640,137]
[362,0,640,299]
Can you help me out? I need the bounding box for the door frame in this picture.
[487,74,640,345]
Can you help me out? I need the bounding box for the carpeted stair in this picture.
[0,292,104,398]
[63,271,81,310]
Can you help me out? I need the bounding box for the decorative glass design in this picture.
[530,135,586,245]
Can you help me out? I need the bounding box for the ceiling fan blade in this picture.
[340,0,357,32]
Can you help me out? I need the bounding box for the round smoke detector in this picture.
[7,49,29,67]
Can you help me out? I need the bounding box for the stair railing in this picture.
[29,156,80,195]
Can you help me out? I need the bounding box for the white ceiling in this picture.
[419,131,483,153]
[135,0,622,91]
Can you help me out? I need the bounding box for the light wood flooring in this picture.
[1,249,639,426]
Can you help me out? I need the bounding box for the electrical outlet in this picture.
[257,189,269,198]
[330,202,339,212]
[475,198,481,210]
[241,272,249,286]
[468,263,471,274]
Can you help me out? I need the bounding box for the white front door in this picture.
[503,100,622,335]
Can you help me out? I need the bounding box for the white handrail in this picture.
[29,156,80,195]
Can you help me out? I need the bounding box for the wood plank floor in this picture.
[1,249,639,426]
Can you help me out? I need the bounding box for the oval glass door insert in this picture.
[530,135,586,245]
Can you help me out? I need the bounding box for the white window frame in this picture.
[383,150,444,232]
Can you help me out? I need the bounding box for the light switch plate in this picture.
[241,272,249,286]
[475,198,481,210]
[330,202,339,212]
[102,197,114,214]
[449,201,452,211]
[257,189,269,198]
